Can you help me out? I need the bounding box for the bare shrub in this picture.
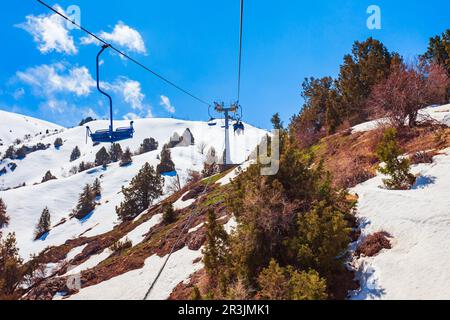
[356,232,392,257]
[369,62,449,128]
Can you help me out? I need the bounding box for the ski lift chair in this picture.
[86,44,135,144]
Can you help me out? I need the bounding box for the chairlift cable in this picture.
[143,176,215,300]
[36,0,211,107]
[237,0,244,104]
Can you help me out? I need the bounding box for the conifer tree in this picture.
[95,147,111,167]
[202,209,229,280]
[116,163,164,221]
[73,184,96,220]
[109,143,123,163]
[4,146,15,160]
[162,204,176,224]
[70,146,81,162]
[0,199,9,229]
[271,113,284,130]
[139,138,158,154]
[376,128,415,190]
[54,138,63,149]
[156,144,176,174]
[92,178,102,198]
[41,171,57,183]
[0,232,23,299]
[257,260,327,300]
[35,207,51,239]
[119,147,133,167]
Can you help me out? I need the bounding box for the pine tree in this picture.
[4,146,15,160]
[0,232,23,299]
[271,113,284,130]
[109,143,123,163]
[116,163,164,221]
[41,171,57,183]
[0,199,9,229]
[92,178,102,198]
[119,147,133,167]
[202,209,229,281]
[95,147,111,167]
[162,204,176,224]
[70,146,81,162]
[156,144,176,174]
[73,184,96,220]
[257,260,327,300]
[337,37,395,124]
[35,207,51,239]
[139,138,159,154]
[15,146,27,159]
[54,138,63,149]
[376,128,415,190]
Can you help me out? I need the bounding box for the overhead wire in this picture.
[36,0,211,107]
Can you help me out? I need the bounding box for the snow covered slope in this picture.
[0,113,267,260]
[352,103,450,133]
[350,148,450,300]
[0,110,63,152]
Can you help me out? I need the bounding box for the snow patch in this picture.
[350,148,450,299]
[67,247,202,300]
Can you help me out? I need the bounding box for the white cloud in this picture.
[160,95,175,114]
[123,112,140,120]
[16,63,95,98]
[81,21,146,54]
[145,109,154,118]
[43,99,68,114]
[104,78,149,111]
[121,80,145,110]
[16,5,77,55]
[82,108,99,120]
[12,88,25,100]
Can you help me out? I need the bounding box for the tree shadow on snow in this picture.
[352,265,387,300]
[412,175,436,190]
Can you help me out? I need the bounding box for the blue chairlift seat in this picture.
[233,121,245,133]
[87,122,135,143]
[208,117,217,127]
[87,44,136,144]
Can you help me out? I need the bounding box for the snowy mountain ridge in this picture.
[0,111,267,261]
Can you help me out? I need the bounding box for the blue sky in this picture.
[0,0,449,129]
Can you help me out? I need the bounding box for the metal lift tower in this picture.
[213,102,239,167]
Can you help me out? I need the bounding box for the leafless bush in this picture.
[369,62,449,128]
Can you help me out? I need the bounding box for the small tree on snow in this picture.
[156,144,176,174]
[35,207,51,240]
[376,128,416,190]
[0,198,9,229]
[54,138,63,149]
[70,146,81,162]
[41,171,57,183]
[95,147,111,167]
[139,138,158,154]
[109,143,123,163]
[119,148,133,167]
[92,178,102,198]
[73,184,96,220]
[116,163,164,221]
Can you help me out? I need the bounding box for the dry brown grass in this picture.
[315,125,450,189]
